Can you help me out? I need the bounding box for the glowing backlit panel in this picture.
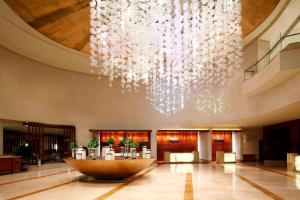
[224,153,236,163]
[170,153,194,163]
[295,156,300,172]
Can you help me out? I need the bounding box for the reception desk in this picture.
[163,152,199,163]
[0,156,22,174]
[216,151,236,164]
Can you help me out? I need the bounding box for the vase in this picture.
[130,147,137,159]
[89,148,96,159]
[102,146,110,159]
[120,146,125,157]
[76,147,84,160]
[72,148,77,159]
[96,146,101,157]
[142,146,147,159]
[124,143,129,158]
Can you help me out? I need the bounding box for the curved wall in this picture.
[1,45,300,146]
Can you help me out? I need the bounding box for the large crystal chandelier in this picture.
[90,0,242,114]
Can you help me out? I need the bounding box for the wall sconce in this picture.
[168,137,180,143]
[214,136,224,143]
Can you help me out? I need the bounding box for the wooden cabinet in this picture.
[0,156,21,174]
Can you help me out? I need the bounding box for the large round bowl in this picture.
[64,157,156,179]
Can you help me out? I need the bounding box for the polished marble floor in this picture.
[0,162,300,200]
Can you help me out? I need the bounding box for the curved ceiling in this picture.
[5,0,280,54]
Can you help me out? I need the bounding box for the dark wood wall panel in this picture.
[263,119,300,160]
[211,131,232,161]
[97,130,151,152]
[157,130,198,161]
[3,131,29,154]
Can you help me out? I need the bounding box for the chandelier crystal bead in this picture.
[90,0,242,115]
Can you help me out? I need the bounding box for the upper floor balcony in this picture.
[242,32,300,96]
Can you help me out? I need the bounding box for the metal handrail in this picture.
[244,32,300,80]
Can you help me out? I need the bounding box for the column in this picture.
[199,131,212,161]
[208,130,212,161]
[97,131,101,157]
[232,131,243,161]
[197,131,200,152]
[150,129,157,158]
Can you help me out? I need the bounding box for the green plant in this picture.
[106,137,115,145]
[119,137,129,146]
[129,140,137,148]
[70,141,78,149]
[88,138,99,148]
[139,141,147,147]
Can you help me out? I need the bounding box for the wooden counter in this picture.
[0,155,22,174]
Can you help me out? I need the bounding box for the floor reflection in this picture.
[223,163,236,173]
[169,164,194,173]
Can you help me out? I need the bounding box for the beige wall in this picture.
[242,39,258,70]
[1,44,300,148]
[242,128,263,160]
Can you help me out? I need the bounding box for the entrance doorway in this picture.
[2,120,75,164]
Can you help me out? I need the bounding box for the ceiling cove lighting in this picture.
[90,0,242,114]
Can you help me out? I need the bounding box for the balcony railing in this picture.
[244,32,300,80]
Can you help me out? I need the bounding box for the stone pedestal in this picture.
[287,153,298,171]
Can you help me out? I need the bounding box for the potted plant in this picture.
[129,140,137,159]
[119,137,129,157]
[139,141,147,159]
[70,141,78,159]
[107,137,115,149]
[139,141,147,148]
[88,138,98,159]
[120,137,128,147]
[129,140,137,148]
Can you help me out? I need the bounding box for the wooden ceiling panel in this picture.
[5,0,280,54]
[241,0,280,35]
